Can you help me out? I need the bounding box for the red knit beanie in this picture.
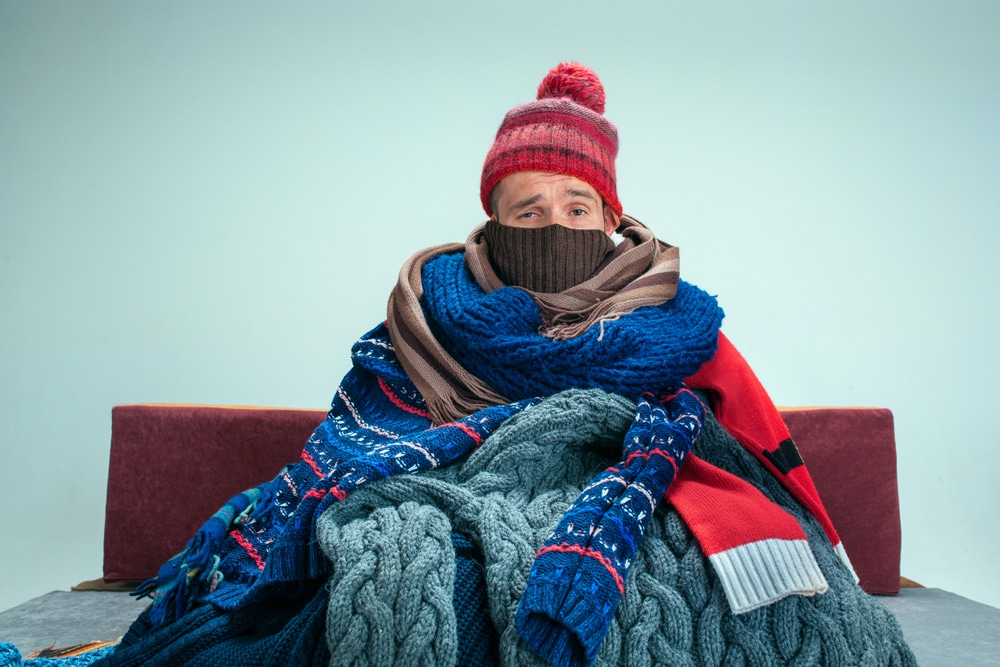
[480,62,622,218]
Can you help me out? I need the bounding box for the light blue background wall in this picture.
[2,1,998,615]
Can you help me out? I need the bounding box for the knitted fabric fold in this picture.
[117,239,871,666]
[383,246,851,664]
[315,388,916,667]
[417,251,721,404]
[112,319,906,665]
[681,331,857,593]
[515,389,705,667]
[99,579,331,667]
[482,219,614,293]
[670,456,829,614]
[133,328,539,625]
[388,216,689,424]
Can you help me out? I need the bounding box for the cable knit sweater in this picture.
[317,388,915,667]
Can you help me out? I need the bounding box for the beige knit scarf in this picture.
[386,215,680,425]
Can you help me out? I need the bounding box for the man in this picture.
[103,63,914,667]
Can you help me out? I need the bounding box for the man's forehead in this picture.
[498,171,601,202]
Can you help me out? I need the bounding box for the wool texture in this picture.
[411,249,850,614]
[467,216,683,341]
[316,388,916,667]
[0,644,116,667]
[420,251,720,402]
[482,219,614,293]
[95,580,331,666]
[118,317,704,665]
[515,389,705,667]
[685,331,846,562]
[317,384,703,667]
[323,501,458,666]
[101,246,896,666]
[132,328,539,626]
[452,532,502,667]
[388,216,686,424]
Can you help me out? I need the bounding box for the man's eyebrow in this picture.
[566,188,598,202]
[511,194,543,210]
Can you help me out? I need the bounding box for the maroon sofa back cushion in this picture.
[781,407,901,595]
[102,404,902,596]
[103,404,327,583]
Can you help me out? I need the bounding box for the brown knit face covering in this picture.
[483,220,614,293]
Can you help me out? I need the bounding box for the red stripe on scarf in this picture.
[447,421,483,445]
[378,377,433,419]
[230,529,266,571]
[303,486,346,501]
[300,450,324,478]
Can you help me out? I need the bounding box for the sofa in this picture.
[1,403,998,664]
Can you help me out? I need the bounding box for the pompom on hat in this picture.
[481,62,622,218]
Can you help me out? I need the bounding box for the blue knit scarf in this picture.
[421,251,723,400]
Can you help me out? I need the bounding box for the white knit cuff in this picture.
[834,541,860,583]
[708,538,829,614]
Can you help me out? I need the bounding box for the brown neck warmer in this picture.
[482,220,614,293]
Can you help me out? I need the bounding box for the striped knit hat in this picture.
[480,62,622,218]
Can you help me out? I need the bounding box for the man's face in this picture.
[492,171,620,236]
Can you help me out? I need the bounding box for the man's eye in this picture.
[569,208,587,216]
[519,211,538,218]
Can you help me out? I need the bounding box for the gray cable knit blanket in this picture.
[316,389,916,666]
